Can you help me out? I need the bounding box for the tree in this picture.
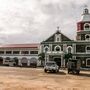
[38,52,45,66]
[64,53,72,60]
[64,53,72,67]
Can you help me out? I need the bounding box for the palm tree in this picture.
[38,52,45,66]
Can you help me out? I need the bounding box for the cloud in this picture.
[0,0,89,44]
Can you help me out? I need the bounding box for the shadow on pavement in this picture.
[47,71,66,75]
[78,73,90,77]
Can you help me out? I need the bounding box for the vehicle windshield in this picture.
[46,63,56,66]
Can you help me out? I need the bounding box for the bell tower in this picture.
[76,6,90,41]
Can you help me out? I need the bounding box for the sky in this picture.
[0,0,90,44]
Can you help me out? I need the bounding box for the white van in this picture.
[4,59,16,66]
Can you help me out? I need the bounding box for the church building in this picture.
[40,7,90,68]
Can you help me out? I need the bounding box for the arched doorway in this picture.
[13,57,18,66]
[30,58,37,67]
[4,57,11,66]
[54,57,61,67]
[6,57,10,60]
[21,57,28,67]
[0,57,3,65]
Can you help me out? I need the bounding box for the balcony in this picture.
[46,51,64,55]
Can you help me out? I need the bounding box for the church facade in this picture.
[40,7,90,68]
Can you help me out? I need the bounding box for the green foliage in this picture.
[38,52,45,61]
[64,53,72,60]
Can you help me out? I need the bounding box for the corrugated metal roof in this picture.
[0,43,39,48]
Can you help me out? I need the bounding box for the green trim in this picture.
[77,31,90,34]
[41,40,90,45]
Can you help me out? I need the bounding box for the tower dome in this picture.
[77,6,90,41]
[80,6,90,21]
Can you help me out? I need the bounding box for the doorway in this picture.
[0,57,3,65]
[54,57,61,67]
[13,57,18,66]
[21,57,28,67]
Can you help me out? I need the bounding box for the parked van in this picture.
[4,59,16,66]
[67,59,81,74]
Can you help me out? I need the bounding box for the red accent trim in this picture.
[77,21,90,31]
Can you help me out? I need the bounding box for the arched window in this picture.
[44,46,49,52]
[54,45,61,51]
[67,46,73,53]
[86,46,90,53]
[85,34,90,41]
[84,23,90,30]
[56,47,60,51]
[68,47,72,53]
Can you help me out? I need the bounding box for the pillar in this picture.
[49,44,52,51]
[3,58,5,64]
[61,54,64,67]
[63,44,67,52]
[63,59,65,67]
[18,59,21,66]
[28,59,30,66]
[73,43,76,54]
[46,55,49,62]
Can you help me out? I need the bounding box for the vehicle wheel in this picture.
[76,71,80,75]
[57,70,59,73]
[54,70,56,73]
[68,69,70,74]
[34,65,37,68]
[13,63,16,66]
[44,69,47,73]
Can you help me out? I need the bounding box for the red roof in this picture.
[0,43,39,49]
